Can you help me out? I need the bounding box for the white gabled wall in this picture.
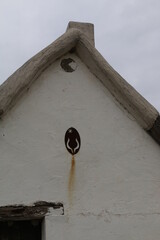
[0,53,160,239]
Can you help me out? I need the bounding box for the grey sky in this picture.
[1,0,160,111]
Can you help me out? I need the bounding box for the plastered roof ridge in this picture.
[0,22,159,144]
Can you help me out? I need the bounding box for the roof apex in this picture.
[0,23,159,145]
[66,21,95,46]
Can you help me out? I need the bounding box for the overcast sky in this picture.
[1,0,160,111]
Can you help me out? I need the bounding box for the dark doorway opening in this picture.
[0,219,42,240]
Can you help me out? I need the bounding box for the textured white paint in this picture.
[0,53,160,239]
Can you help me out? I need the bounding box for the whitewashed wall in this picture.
[0,53,160,240]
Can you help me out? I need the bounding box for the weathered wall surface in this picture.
[0,53,160,239]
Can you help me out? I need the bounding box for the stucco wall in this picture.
[0,53,160,239]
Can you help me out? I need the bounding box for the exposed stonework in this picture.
[0,202,64,220]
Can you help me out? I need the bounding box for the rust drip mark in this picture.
[68,155,75,206]
[65,127,81,207]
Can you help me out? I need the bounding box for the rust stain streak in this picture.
[68,155,75,206]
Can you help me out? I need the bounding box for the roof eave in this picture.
[75,37,159,130]
[0,28,81,116]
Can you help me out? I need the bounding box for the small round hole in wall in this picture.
[60,58,77,72]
